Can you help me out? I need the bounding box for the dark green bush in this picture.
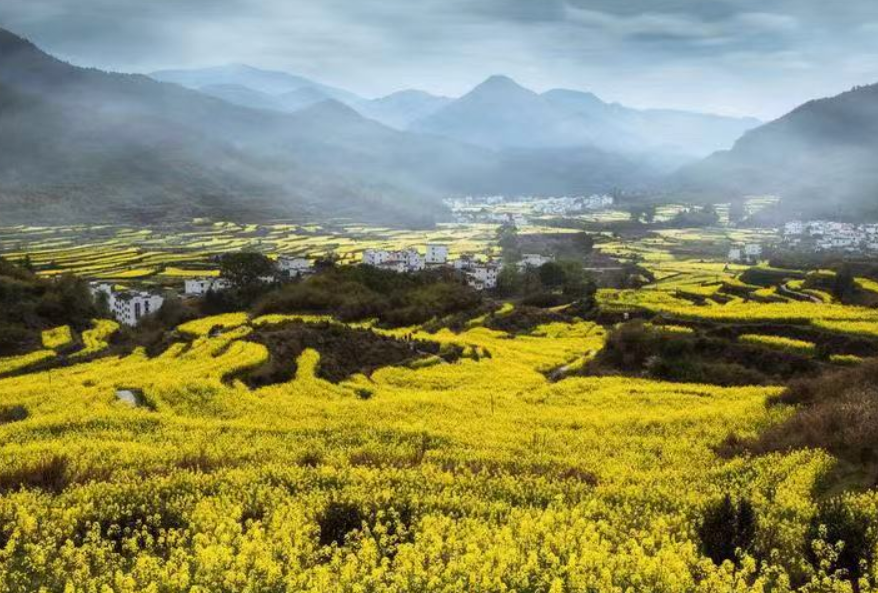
[699,494,756,566]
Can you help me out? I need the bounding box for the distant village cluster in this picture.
[89,255,315,326]
[89,248,556,326]
[361,245,551,291]
[727,243,763,264]
[782,220,878,253]
[446,194,614,224]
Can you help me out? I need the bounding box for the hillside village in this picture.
[782,220,878,253]
[447,194,615,224]
[89,245,555,326]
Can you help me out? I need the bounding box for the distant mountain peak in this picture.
[543,88,603,103]
[472,74,532,95]
[297,98,363,120]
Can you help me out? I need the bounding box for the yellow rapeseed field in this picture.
[0,311,869,592]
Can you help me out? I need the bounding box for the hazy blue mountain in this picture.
[198,83,286,112]
[358,90,453,129]
[0,29,448,224]
[150,64,365,107]
[676,83,878,217]
[0,28,678,225]
[277,86,335,112]
[411,75,563,149]
[414,75,760,159]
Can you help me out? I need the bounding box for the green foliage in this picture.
[0,256,99,356]
[807,499,872,583]
[254,266,481,327]
[833,265,856,301]
[698,494,756,566]
[590,320,818,386]
[219,252,277,292]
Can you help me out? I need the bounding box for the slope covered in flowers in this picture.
[0,310,863,592]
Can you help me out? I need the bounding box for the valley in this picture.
[3,6,878,590]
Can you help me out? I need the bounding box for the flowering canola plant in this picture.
[0,312,870,592]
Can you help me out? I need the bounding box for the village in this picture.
[82,215,878,328]
[446,194,615,224]
[781,220,878,253]
[89,245,555,326]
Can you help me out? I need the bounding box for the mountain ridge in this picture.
[676,82,878,217]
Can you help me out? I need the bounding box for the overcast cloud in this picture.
[2,0,878,119]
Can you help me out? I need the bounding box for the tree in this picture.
[558,261,596,301]
[698,494,756,566]
[538,262,567,289]
[497,223,520,262]
[833,264,856,301]
[808,499,872,583]
[629,204,656,224]
[572,232,594,254]
[313,255,339,272]
[495,266,523,297]
[219,252,277,292]
[728,200,746,224]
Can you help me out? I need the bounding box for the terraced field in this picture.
[6,216,878,590]
[0,221,508,284]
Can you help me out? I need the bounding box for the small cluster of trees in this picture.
[0,257,99,355]
[495,224,597,307]
[253,264,482,328]
[495,260,596,306]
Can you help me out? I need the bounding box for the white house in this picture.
[727,247,743,262]
[400,248,425,272]
[426,244,449,265]
[363,249,392,266]
[89,283,115,307]
[184,277,230,296]
[784,221,805,236]
[744,243,762,259]
[364,248,424,273]
[277,256,313,278]
[454,254,478,271]
[467,263,501,290]
[377,259,409,274]
[90,282,165,326]
[519,253,553,269]
[111,291,165,326]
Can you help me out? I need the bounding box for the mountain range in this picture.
[676,83,878,218]
[1,25,876,225]
[151,67,759,159]
[0,27,700,225]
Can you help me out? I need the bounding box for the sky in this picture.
[2,0,878,119]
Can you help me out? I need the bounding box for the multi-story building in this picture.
[111,291,165,326]
[426,244,449,265]
[466,263,501,290]
[277,256,314,278]
[184,277,231,296]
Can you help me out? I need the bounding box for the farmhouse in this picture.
[426,244,449,265]
[782,220,878,253]
[363,248,425,273]
[362,249,392,267]
[90,282,165,326]
[744,243,762,259]
[111,291,164,326]
[466,263,501,290]
[184,277,230,296]
[519,253,553,269]
[277,256,314,278]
